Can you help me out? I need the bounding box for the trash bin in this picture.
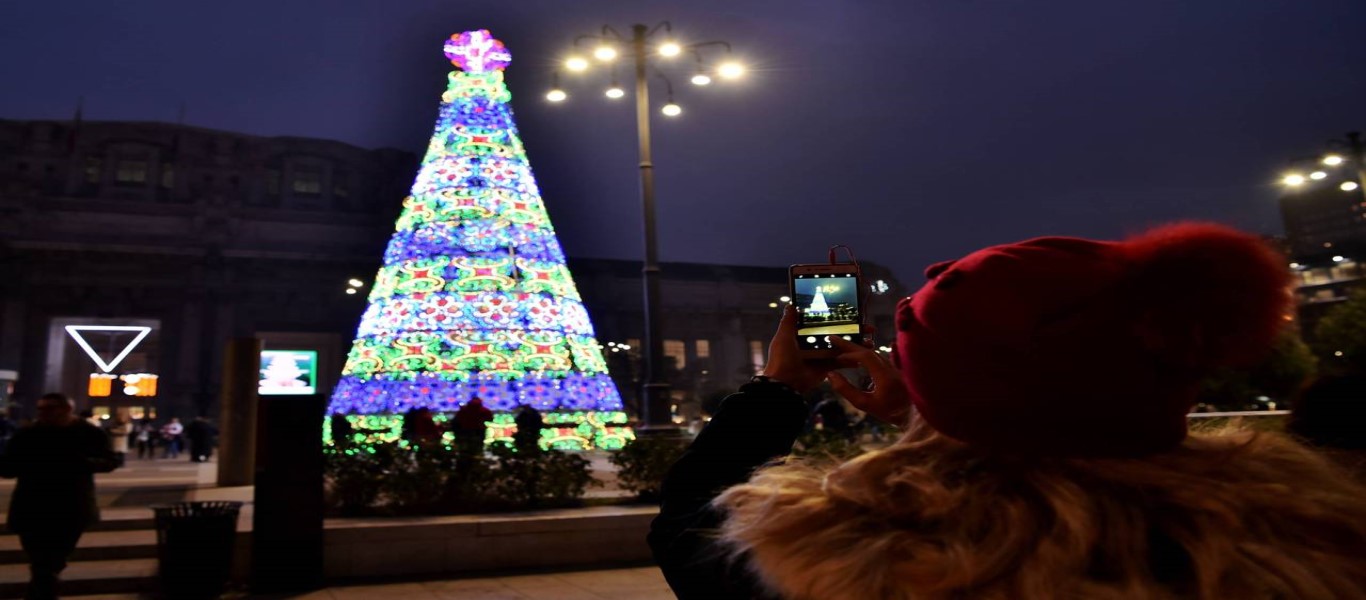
[151,501,243,599]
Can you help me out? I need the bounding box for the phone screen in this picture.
[792,271,862,351]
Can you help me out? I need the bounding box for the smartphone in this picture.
[789,263,864,358]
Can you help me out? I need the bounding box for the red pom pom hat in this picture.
[894,223,1291,457]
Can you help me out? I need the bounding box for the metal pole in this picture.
[1348,132,1366,204]
[631,24,672,428]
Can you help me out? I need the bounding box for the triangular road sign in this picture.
[65,326,152,373]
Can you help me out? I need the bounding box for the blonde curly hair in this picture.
[717,421,1366,600]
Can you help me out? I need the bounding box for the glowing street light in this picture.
[565,56,590,72]
[1310,171,1328,180]
[552,22,745,428]
[546,88,567,102]
[593,45,618,61]
[1343,181,1361,192]
[345,288,357,295]
[717,61,745,79]
[347,278,364,288]
[1282,174,1306,186]
[1323,154,1345,166]
[1333,255,1345,262]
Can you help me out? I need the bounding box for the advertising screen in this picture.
[259,350,318,396]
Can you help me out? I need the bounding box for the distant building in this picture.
[1280,164,1366,327]
[0,119,910,420]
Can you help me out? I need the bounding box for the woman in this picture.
[107,416,131,467]
[650,224,1366,599]
[134,419,154,459]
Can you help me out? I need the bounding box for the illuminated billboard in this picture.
[259,350,318,396]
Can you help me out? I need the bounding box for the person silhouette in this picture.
[0,393,119,599]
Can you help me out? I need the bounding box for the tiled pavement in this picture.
[61,566,675,599]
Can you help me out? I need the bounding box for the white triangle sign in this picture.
[65,326,152,373]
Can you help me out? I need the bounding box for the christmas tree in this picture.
[327,30,633,451]
[808,289,830,317]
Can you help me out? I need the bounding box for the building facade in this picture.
[0,119,909,421]
[1280,162,1366,327]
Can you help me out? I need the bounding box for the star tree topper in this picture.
[443,30,512,73]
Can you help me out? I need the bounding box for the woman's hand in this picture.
[827,335,913,425]
[760,305,840,393]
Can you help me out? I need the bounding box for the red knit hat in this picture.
[894,223,1290,457]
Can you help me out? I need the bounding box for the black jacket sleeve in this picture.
[84,424,119,474]
[648,382,809,600]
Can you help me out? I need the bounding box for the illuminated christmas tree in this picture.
[327,30,633,451]
[808,289,830,317]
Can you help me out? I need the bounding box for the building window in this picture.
[266,170,281,195]
[695,339,711,359]
[160,166,175,189]
[115,160,147,184]
[292,170,322,195]
[749,340,766,374]
[84,158,102,184]
[664,340,687,370]
[334,172,350,198]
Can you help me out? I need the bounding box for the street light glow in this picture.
[690,73,712,86]
[658,42,682,57]
[768,302,778,308]
[1310,171,1328,180]
[1282,174,1306,186]
[1323,155,1345,166]
[661,102,682,117]
[605,86,625,99]
[593,46,618,61]
[345,288,357,295]
[717,61,745,79]
[1333,255,1345,262]
[348,278,364,287]
[1343,181,1361,192]
[565,56,589,71]
[546,89,567,102]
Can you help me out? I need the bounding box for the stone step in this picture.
[0,508,155,534]
[0,530,158,564]
[0,558,157,599]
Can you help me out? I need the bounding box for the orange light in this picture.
[88,374,115,397]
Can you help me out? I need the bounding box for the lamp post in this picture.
[549,22,744,428]
[1280,131,1366,202]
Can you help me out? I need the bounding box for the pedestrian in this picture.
[160,418,183,459]
[649,224,1366,599]
[0,392,119,599]
[0,411,17,456]
[403,407,441,448]
[513,404,544,453]
[185,416,217,463]
[107,416,131,467]
[134,419,154,460]
[451,397,493,459]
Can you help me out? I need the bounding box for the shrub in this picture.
[608,435,689,501]
[324,440,597,515]
[792,429,866,461]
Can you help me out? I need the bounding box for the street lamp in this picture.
[1279,132,1365,203]
[550,22,745,429]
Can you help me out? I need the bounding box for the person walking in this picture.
[513,404,544,454]
[650,224,1366,599]
[185,416,217,463]
[106,416,131,467]
[451,397,493,460]
[0,393,119,599]
[134,419,154,459]
[160,418,183,459]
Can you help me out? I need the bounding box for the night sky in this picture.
[4,1,1364,285]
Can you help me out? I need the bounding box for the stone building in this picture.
[0,119,908,420]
